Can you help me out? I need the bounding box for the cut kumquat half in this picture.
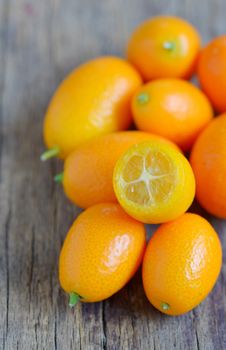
[113,140,195,224]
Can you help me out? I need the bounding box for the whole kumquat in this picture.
[132,79,213,151]
[127,16,200,81]
[59,203,146,305]
[197,35,226,113]
[142,213,222,315]
[190,113,226,218]
[41,56,142,160]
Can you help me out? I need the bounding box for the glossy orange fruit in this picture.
[113,140,195,224]
[59,203,146,305]
[127,16,200,81]
[42,56,142,159]
[60,131,179,208]
[132,79,213,151]
[142,213,222,315]
[190,113,226,218]
[197,35,226,113]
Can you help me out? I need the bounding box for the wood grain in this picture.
[0,0,226,349]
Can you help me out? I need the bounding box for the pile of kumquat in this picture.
[41,16,226,316]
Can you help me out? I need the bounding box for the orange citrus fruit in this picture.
[197,35,226,113]
[127,16,200,81]
[113,140,195,224]
[190,113,226,218]
[42,56,142,159]
[142,213,222,316]
[59,203,146,305]
[132,79,213,151]
[61,131,179,208]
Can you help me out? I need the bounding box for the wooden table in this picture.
[1,0,226,349]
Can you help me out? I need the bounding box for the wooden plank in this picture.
[0,1,12,349]
[0,0,226,349]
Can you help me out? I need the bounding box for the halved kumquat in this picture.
[113,140,195,223]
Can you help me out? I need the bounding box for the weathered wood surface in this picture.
[0,0,226,349]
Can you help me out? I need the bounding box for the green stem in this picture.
[69,292,80,308]
[161,302,170,311]
[40,147,60,161]
[54,172,64,183]
[163,41,175,51]
[137,92,149,105]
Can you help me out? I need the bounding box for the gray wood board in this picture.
[0,0,226,349]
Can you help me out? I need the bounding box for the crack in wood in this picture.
[29,225,35,306]
[34,322,38,347]
[54,318,58,350]
[192,308,202,350]
[195,329,200,350]
[153,335,157,350]
[102,302,107,350]
[78,314,82,350]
